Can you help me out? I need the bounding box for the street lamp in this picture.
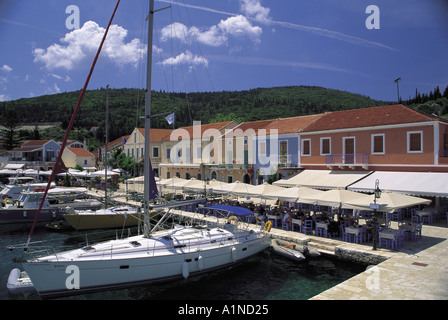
[372,179,382,250]
[394,77,401,104]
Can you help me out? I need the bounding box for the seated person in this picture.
[283,211,292,227]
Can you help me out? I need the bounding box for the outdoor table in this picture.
[378,228,400,249]
[345,226,362,235]
[267,214,281,227]
[400,223,417,232]
[379,228,399,240]
[416,210,434,224]
[315,221,329,230]
[292,218,302,232]
[316,221,329,237]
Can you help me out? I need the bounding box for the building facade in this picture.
[62,147,96,169]
[298,104,448,172]
[123,128,172,177]
[159,121,238,180]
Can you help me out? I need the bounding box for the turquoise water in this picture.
[0,226,365,300]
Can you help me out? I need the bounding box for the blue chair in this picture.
[380,238,394,249]
[354,226,366,244]
[411,212,421,224]
[291,220,301,233]
[414,223,423,240]
[340,224,349,242]
[390,210,401,222]
[281,219,291,231]
[302,220,313,235]
[396,229,405,249]
[422,211,435,225]
[316,225,327,237]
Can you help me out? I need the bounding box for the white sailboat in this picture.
[9,0,271,298]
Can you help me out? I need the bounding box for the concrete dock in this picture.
[172,208,448,300]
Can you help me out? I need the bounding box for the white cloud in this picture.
[161,15,261,47]
[45,83,61,95]
[1,65,13,73]
[218,15,262,43]
[240,0,271,24]
[50,73,71,82]
[0,94,11,102]
[33,21,146,71]
[160,50,208,68]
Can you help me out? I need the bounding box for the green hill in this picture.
[0,86,388,148]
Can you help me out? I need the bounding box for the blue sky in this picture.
[1,0,447,103]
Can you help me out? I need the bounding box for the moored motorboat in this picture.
[271,239,320,261]
[0,188,101,228]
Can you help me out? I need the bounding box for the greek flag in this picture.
[165,112,175,125]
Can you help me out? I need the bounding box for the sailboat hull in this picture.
[0,208,65,225]
[62,211,146,230]
[23,232,270,298]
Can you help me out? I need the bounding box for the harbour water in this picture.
[0,225,365,300]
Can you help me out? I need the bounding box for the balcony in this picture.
[325,154,369,169]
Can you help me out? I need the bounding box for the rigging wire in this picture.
[26,0,122,247]
[135,0,149,129]
[180,0,215,92]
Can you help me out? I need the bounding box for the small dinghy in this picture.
[7,268,35,295]
[271,239,320,261]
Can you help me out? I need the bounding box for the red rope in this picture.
[26,0,121,246]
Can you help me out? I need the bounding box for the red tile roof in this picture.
[266,114,324,134]
[222,119,276,138]
[137,128,173,142]
[301,104,439,132]
[162,121,236,141]
[22,139,51,147]
[223,114,324,137]
[67,148,94,157]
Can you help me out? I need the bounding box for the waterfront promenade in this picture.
[90,190,448,300]
[309,223,448,300]
[173,207,448,300]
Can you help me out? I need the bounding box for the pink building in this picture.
[298,104,448,172]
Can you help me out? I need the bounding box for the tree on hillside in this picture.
[0,105,23,150]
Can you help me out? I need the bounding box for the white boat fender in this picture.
[231,247,237,262]
[7,268,21,288]
[182,261,189,279]
[198,255,204,271]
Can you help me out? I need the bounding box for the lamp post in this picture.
[394,77,401,104]
[372,179,382,250]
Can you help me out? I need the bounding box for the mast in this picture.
[143,0,155,238]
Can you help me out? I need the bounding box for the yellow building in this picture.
[62,147,96,169]
[159,121,238,180]
[123,128,172,177]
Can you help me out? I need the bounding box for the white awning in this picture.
[4,164,25,169]
[273,169,372,189]
[347,171,448,198]
[344,191,432,212]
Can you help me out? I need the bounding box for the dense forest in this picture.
[1,84,447,151]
